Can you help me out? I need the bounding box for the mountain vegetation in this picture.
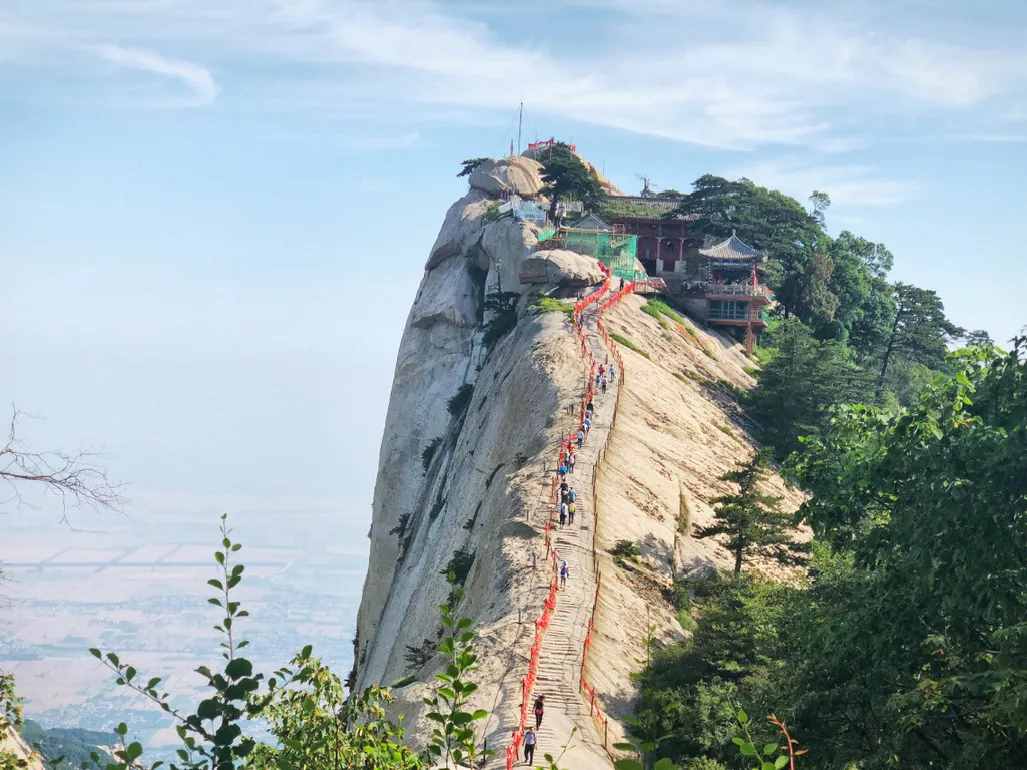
[630,337,1027,769]
[540,142,605,222]
[2,168,1021,770]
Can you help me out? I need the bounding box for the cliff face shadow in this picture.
[678,554,718,580]
[640,532,675,572]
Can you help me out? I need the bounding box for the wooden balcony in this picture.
[704,282,773,303]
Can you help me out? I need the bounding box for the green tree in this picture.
[249,652,421,770]
[77,516,504,770]
[669,176,824,323]
[630,573,793,768]
[456,158,489,177]
[785,341,1027,769]
[823,232,895,353]
[874,282,964,400]
[746,319,870,459]
[1,672,27,770]
[694,453,799,575]
[540,143,604,222]
[807,189,831,227]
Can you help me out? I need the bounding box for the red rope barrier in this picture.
[506,275,615,770]
[575,280,634,758]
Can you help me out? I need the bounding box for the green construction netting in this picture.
[559,229,645,282]
[536,226,557,242]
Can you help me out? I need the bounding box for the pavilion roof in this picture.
[698,232,760,261]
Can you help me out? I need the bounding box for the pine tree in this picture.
[875,282,964,400]
[539,143,604,222]
[694,452,799,574]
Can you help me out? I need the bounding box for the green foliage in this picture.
[421,437,442,473]
[482,310,517,348]
[89,513,262,770]
[610,539,641,561]
[540,143,604,220]
[420,577,491,769]
[745,318,869,460]
[482,202,504,223]
[249,649,421,770]
[531,296,575,317]
[18,721,117,770]
[481,290,520,349]
[874,281,964,400]
[641,302,670,329]
[681,759,728,770]
[456,157,488,177]
[0,672,27,770]
[0,673,23,736]
[670,175,824,325]
[777,342,1027,769]
[447,384,474,417]
[694,453,801,574]
[642,298,686,330]
[442,548,475,585]
[73,515,504,770]
[630,572,795,768]
[404,639,437,672]
[728,711,800,770]
[611,333,650,359]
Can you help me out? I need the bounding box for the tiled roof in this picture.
[698,233,759,261]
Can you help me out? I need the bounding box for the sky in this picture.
[3,0,1026,538]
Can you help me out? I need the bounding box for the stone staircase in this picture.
[485,306,616,769]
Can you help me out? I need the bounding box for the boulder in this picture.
[469,157,544,197]
[519,249,606,287]
[410,254,480,329]
[427,189,489,268]
[479,218,533,293]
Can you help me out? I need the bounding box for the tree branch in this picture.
[0,406,125,520]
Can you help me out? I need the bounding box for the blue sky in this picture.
[3,0,1026,532]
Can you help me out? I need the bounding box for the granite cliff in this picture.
[353,153,802,767]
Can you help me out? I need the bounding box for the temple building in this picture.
[687,233,772,353]
[568,197,773,354]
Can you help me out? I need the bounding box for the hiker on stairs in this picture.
[523,728,537,766]
[559,559,570,589]
[533,695,545,729]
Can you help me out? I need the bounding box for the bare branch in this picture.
[0,406,126,520]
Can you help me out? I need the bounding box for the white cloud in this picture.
[726,158,917,208]
[90,43,218,106]
[8,1,1027,147]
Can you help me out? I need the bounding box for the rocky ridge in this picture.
[353,153,803,765]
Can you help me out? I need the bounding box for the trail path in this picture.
[486,303,617,769]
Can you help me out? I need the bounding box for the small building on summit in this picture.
[571,195,773,353]
[599,195,689,275]
[686,233,773,353]
[537,185,774,354]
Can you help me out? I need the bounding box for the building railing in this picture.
[708,307,752,321]
[703,282,773,299]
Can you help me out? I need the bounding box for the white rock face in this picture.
[354,155,803,767]
[427,189,490,269]
[355,162,566,692]
[478,217,535,293]
[469,156,544,197]
[520,249,605,286]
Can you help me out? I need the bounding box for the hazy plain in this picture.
[0,506,367,751]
